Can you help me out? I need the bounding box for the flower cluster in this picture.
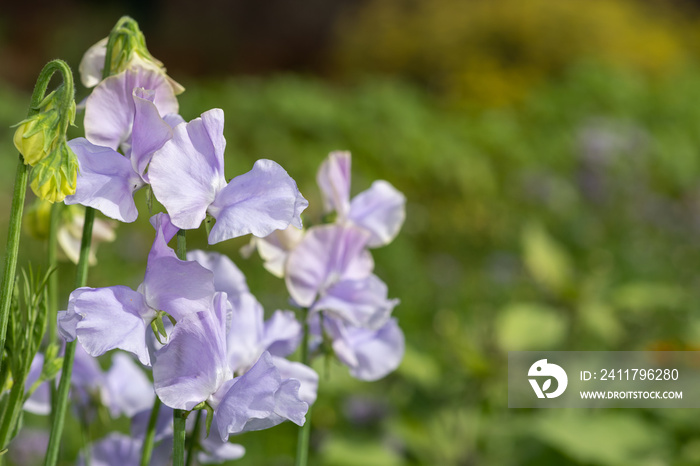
[248,151,407,381]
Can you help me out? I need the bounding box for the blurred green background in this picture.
[4,0,700,464]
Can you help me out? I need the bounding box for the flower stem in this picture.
[173,409,188,466]
[185,410,202,466]
[295,308,312,466]
[44,207,94,466]
[0,59,73,380]
[47,202,61,344]
[172,229,188,466]
[140,396,162,466]
[47,202,60,425]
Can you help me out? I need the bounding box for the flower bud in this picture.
[13,107,59,166]
[28,141,78,203]
[13,89,75,167]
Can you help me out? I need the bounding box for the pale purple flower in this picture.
[84,67,178,152]
[79,37,185,94]
[188,250,318,403]
[240,225,304,278]
[314,315,405,381]
[152,293,308,441]
[78,432,171,466]
[285,224,397,329]
[57,213,215,365]
[148,108,308,244]
[66,88,180,223]
[317,151,405,247]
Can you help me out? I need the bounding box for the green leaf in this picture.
[522,222,574,296]
[496,303,567,351]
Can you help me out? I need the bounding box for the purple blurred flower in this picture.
[148,108,308,244]
[57,213,215,365]
[317,315,405,381]
[79,432,171,466]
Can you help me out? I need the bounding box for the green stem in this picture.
[47,202,60,345]
[0,379,25,449]
[185,410,202,466]
[47,202,60,425]
[173,410,187,466]
[172,229,188,466]
[295,308,312,466]
[44,207,94,466]
[140,397,162,466]
[0,59,73,383]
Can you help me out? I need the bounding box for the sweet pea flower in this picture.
[84,65,179,153]
[149,108,308,244]
[153,293,308,441]
[57,214,215,365]
[188,250,318,404]
[285,223,397,330]
[65,88,181,223]
[79,432,171,466]
[317,151,405,247]
[314,315,405,381]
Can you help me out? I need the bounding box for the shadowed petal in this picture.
[226,293,265,373]
[65,138,145,223]
[208,159,308,244]
[105,352,155,418]
[149,109,227,230]
[349,180,406,247]
[187,250,249,303]
[262,310,301,358]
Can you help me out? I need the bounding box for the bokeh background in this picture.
[3,0,700,464]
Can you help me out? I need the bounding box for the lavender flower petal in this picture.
[130,88,174,181]
[262,310,302,358]
[65,138,145,223]
[153,299,231,411]
[84,67,178,151]
[207,159,308,244]
[310,274,397,329]
[285,224,374,307]
[57,286,152,365]
[272,356,318,405]
[187,250,250,303]
[348,180,406,247]
[317,151,351,216]
[149,109,227,230]
[105,352,155,418]
[214,352,306,441]
[330,317,405,381]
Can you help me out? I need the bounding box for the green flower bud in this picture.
[28,140,78,203]
[12,89,75,167]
